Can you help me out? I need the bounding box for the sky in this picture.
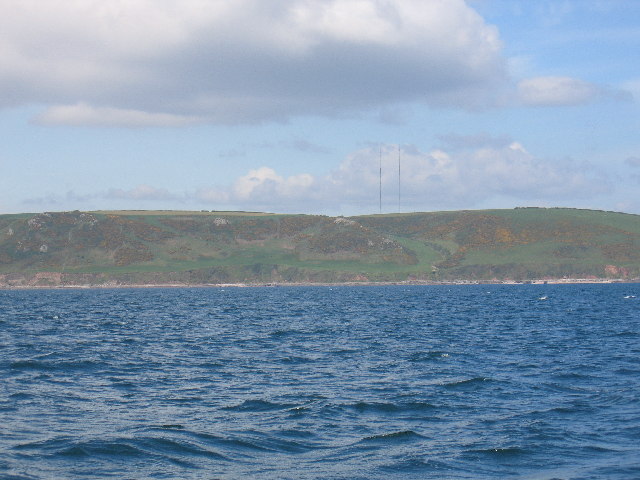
[1,0,639,216]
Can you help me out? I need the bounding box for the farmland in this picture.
[1,208,639,287]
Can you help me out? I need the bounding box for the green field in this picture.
[1,207,639,286]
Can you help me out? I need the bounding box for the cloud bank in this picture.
[516,76,628,107]
[24,141,610,214]
[35,103,200,127]
[2,0,507,125]
[219,141,608,212]
[517,76,602,106]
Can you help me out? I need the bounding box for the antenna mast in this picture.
[379,146,382,214]
[398,145,401,212]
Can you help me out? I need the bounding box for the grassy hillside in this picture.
[1,208,639,286]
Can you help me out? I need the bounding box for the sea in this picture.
[1,284,639,480]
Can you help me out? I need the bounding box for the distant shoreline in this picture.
[3,209,640,289]
[2,278,638,291]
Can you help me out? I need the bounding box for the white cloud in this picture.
[35,103,201,127]
[437,132,514,150]
[233,167,315,201]
[192,142,610,212]
[323,143,608,210]
[0,0,506,125]
[21,142,611,214]
[517,76,601,106]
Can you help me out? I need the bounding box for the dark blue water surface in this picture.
[1,284,639,479]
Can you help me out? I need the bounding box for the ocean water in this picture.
[1,284,639,480]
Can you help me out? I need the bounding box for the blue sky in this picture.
[1,0,639,215]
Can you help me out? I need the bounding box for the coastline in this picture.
[3,209,640,292]
[1,277,638,290]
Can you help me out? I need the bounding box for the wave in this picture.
[408,351,450,362]
[465,446,527,457]
[7,359,100,373]
[3,284,639,479]
[0,473,38,480]
[441,377,492,389]
[612,330,639,337]
[584,444,620,453]
[278,355,315,364]
[346,401,437,414]
[8,392,34,400]
[221,399,298,412]
[13,436,77,454]
[143,427,323,455]
[268,329,298,338]
[138,436,229,461]
[18,434,231,466]
[551,371,592,381]
[379,457,454,473]
[359,430,425,444]
[229,430,320,454]
[59,441,145,458]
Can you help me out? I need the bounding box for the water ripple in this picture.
[1,284,639,479]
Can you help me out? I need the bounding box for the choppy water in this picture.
[1,284,639,479]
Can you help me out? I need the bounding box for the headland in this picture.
[1,208,639,288]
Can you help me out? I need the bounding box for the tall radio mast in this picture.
[379,146,382,214]
[398,145,401,212]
